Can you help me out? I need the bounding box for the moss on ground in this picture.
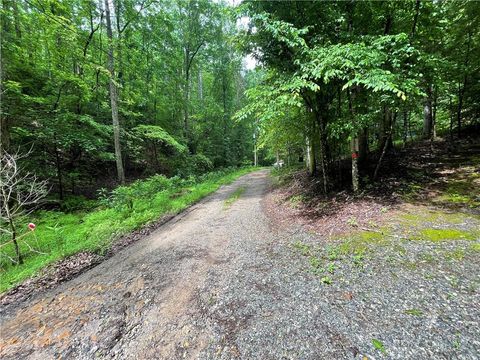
[336,230,389,255]
[415,228,478,242]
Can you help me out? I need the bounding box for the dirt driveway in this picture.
[1,169,479,359]
[0,170,271,359]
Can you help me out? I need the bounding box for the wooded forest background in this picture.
[1,0,479,200]
[1,0,260,202]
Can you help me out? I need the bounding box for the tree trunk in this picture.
[184,49,190,145]
[374,113,395,180]
[9,217,22,265]
[379,106,394,153]
[358,128,368,162]
[198,68,203,102]
[306,136,316,175]
[432,85,437,139]
[316,116,328,194]
[253,139,257,167]
[0,3,8,154]
[53,134,64,200]
[105,0,125,184]
[449,96,454,143]
[348,88,359,193]
[403,110,409,148]
[423,84,433,139]
[351,138,359,193]
[411,0,420,38]
[457,31,472,138]
[457,79,466,138]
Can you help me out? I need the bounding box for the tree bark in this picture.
[374,113,395,180]
[379,106,393,154]
[411,0,420,38]
[306,135,316,176]
[105,0,125,184]
[348,89,359,193]
[457,31,472,138]
[53,134,64,200]
[423,83,433,139]
[403,110,409,148]
[183,42,203,149]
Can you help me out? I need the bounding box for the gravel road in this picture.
[1,169,479,359]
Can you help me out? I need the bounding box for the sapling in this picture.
[0,151,48,264]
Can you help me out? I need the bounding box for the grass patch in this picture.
[288,194,306,208]
[405,308,423,316]
[372,338,387,354]
[400,210,469,226]
[0,167,256,293]
[435,178,480,207]
[470,243,480,252]
[336,230,389,256]
[224,186,246,208]
[415,228,478,242]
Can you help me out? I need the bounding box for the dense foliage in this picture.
[236,0,480,192]
[1,0,256,199]
[1,0,479,290]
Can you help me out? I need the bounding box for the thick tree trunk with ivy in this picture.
[104,0,125,184]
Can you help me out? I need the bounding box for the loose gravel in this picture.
[0,170,478,359]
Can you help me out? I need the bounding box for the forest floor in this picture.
[0,140,479,359]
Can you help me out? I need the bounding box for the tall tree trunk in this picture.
[315,113,328,194]
[411,0,420,38]
[184,48,190,145]
[358,128,368,162]
[457,78,466,138]
[403,110,409,148]
[348,88,359,193]
[380,106,393,153]
[0,1,9,153]
[457,31,472,138]
[374,112,396,180]
[198,68,203,102]
[432,85,437,139]
[105,0,125,184]
[253,135,258,167]
[449,96,454,143]
[0,72,8,152]
[53,134,64,200]
[423,83,433,139]
[306,135,316,176]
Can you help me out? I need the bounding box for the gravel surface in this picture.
[1,169,479,359]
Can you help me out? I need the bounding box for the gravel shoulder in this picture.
[1,169,479,359]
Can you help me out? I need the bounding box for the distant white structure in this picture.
[273,160,284,168]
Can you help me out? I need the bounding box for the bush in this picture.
[175,153,214,177]
[60,195,97,212]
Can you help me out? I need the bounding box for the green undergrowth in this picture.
[398,210,480,242]
[270,165,304,187]
[224,186,246,208]
[0,167,256,293]
[434,175,480,208]
[292,207,479,280]
[290,147,479,280]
